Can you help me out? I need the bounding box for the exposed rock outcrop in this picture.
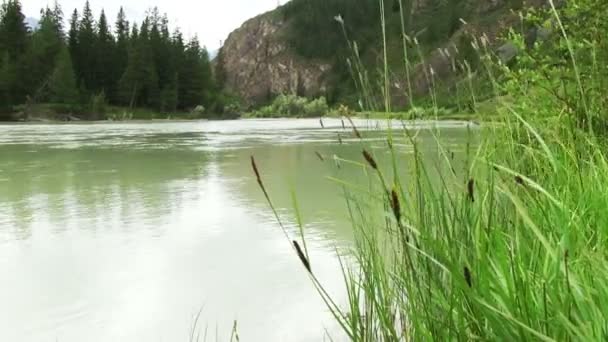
[217,11,331,107]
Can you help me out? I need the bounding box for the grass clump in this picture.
[252,0,608,340]
[249,94,329,118]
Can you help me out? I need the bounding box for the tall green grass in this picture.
[254,0,608,340]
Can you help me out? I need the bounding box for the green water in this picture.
[0,119,474,341]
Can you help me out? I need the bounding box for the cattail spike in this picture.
[319,118,325,129]
[251,156,261,183]
[293,240,311,273]
[390,189,401,223]
[467,179,475,202]
[251,155,271,203]
[363,150,378,170]
[464,266,473,288]
[315,151,325,162]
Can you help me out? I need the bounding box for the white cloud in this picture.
[23,0,286,50]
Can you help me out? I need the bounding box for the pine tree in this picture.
[95,10,115,97]
[68,9,79,71]
[0,2,221,113]
[51,1,64,39]
[119,18,159,108]
[0,52,14,110]
[48,47,79,104]
[76,1,96,91]
[0,0,29,104]
[114,7,129,103]
[0,0,29,62]
[26,6,64,101]
[160,72,178,112]
[149,8,168,85]
[178,37,213,109]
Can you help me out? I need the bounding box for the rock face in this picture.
[217,11,331,107]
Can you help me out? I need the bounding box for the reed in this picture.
[253,0,608,340]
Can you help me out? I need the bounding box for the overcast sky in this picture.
[23,0,285,50]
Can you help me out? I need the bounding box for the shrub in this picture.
[252,94,329,117]
[90,92,107,120]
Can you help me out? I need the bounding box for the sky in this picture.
[23,0,285,50]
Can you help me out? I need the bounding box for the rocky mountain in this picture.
[217,0,548,108]
[216,11,332,107]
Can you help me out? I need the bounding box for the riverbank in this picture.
[1,103,241,123]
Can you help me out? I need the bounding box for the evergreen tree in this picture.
[0,52,14,110]
[0,0,29,61]
[50,1,64,39]
[178,37,213,109]
[68,9,79,71]
[160,72,178,112]
[0,0,29,104]
[0,1,221,114]
[76,1,96,91]
[119,18,159,108]
[214,47,227,90]
[48,47,79,104]
[26,6,64,100]
[114,7,129,102]
[95,10,115,97]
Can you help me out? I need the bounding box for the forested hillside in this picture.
[218,0,538,110]
[0,0,219,120]
[281,0,529,108]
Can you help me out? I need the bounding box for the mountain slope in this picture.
[217,0,546,109]
[215,10,331,107]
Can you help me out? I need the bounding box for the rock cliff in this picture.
[216,11,331,107]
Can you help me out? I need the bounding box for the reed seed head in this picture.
[464,266,473,288]
[251,156,261,182]
[293,240,311,273]
[467,178,475,202]
[362,150,378,170]
[390,189,401,223]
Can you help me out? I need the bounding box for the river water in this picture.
[0,119,474,341]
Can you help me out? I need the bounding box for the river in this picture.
[0,119,474,341]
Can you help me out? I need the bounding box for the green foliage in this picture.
[252,94,328,118]
[0,0,28,61]
[0,1,221,120]
[263,0,608,340]
[26,5,64,101]
[281,0,380,60]
[89,91,107,119]
[94,10,114,97]
[48,47,79,104]
[496,0,608,131]
[0,0,29,105]
[0,52,14,110]
[160,73,178,113]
